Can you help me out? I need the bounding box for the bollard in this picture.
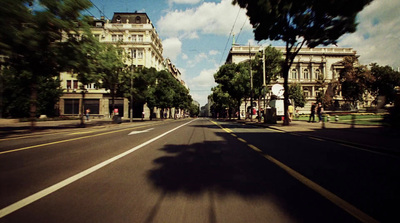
[335,115,339,122]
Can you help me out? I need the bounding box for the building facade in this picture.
[59,12,166,119]
[226,45,359,113]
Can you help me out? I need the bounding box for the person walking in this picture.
[308,103,316,122]
[288,103,294,122]
[317,102,323,123]
[85,108,90,121]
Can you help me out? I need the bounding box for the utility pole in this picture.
[130,52,134,123]
[262,47,266,122]
[249,43,253,121]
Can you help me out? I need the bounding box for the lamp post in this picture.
[130,65,133,123]
[249,43,253,121]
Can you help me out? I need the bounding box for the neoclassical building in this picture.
[59,12,170,119]
[226,45,358,113]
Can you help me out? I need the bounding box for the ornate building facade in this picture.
[59,12,167,119]
[226,45,358,113]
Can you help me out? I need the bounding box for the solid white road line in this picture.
[0,119,196,219]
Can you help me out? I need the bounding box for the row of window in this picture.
[130,49,144,59]
[93,34,144,42]
[291,68,322,80]
[66,80,96,90]
[64,99,99,115]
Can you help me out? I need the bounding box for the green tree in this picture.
[0,0,92,128]
[189,103,200,117]
[340,56,375,109]
[210,85,233,118]
[214,63,250,119]
[288,83,306,108]
[97,44,125,115]
[146,70,178,119]
[63,22,103,126]
[233,0,373,125]
[121,67,157,119]
[252,46,284,120]
[370,63,400,104]
[172,82,191,118]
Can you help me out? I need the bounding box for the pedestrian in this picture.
[317,102,323,123]
[288,102,294,122]
[308,103,316,122]
[85,108,90,121]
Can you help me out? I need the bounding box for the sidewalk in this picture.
[234,119,400,156]
[0,118,150,138]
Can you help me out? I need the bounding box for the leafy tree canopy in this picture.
[232,0,373,124]
[370,63,400,104]
[340,56,375,106]
[288,83,306,108]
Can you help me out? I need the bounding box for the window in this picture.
[291,69,297,79]
[118,35,123,42]
[73,80,78,89]
[137,50,143,59]
[304,69,309,80]
[86,83,95,89]
[84,99,100,114]
[64,99,79,114]
[94,34,100,41]
[138,35,143,42]
[116,15,121,23]
[131,49,136,58]
[315,69,320,79]
[95,22,103,27]
[131,35,137,42]
[112,35,117,42]
[67,80,71,89]
[135,16,141,24]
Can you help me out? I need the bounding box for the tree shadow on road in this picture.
[146,130,359,222]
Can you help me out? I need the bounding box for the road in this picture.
[0,118,398,222]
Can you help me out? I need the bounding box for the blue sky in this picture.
[87,0,400,106]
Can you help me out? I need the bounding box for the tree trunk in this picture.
[237,101,241,120]
[29,82,38,131]
[80,90,86,127]
[258,95,262,122]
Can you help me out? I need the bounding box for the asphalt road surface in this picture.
[0,118,398,222]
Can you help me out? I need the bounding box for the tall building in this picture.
[59,12,165,119]
[226,45,360,113]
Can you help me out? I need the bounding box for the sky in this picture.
[87,0,400,107]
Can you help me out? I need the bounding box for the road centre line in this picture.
[308,136,326,142]
[210,120,379,223]
[0,122,164,155]
[68,131,96,135]
[0,119,196,218]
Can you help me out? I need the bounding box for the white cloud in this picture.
[181,53,188,60]
[168,0,202,5]
[338,0,400,68]
[162,37,182,61]
[157,0,251,38]
[187,52,209,67]
[209,50,219,55]
[187,67,218,105]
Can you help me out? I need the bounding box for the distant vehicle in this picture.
[269,84,286,120]
[269,99,284,118]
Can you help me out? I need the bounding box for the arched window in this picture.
[315,69,320,79]
[304,69,309,80]
[116,15,121,23]
[135,16,141,24]
[291,69,297,79]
